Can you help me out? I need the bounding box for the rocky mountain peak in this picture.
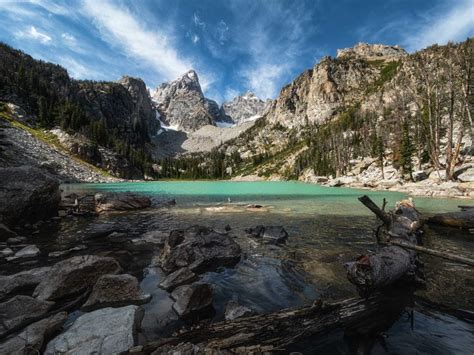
[221,91,267,125]
[336,43,407,61]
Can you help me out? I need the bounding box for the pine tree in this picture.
[399,121,414,180]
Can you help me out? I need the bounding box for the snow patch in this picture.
[215,121,236,128]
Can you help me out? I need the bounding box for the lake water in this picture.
[39,182,474,353]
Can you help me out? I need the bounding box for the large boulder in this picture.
[0,166,60,227]
[10,245,40,259]
[0,295,54,337]
[0,312,67,355]
[33,255,121,301]
[0,266,51,301]
[170,283,214,320]
[246,225,289,244]
[158,226,241,274]
[45,305,143,354]
[158,267,198,292]
[457,167,474,182]
[82,274,151,311]
[94,193,152,213]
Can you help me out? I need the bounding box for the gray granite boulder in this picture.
[82,274,151,311]
[33,255,121,301]
[45,305,143,354]
[170,283,214,320]
[94,193,151,213]
[0,266,51,301]
[158,267,198,292]
[246,225,289,244]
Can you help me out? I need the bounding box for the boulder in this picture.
[170,283,214,320]
[13,245,40,259]
[0,166,60,227]
[0,295,54,337]
[158,226,241,274]
[457,167,474,182]
[82,274,151,311]
[0,266,51,301]
[225,300,254,320]
[245,225,289,244]
[159,267,198,292]
[45,305,143,354]
[0,312,67,355]
[428,170,447,181]
[33,255,121,301]
[6,236,27,245]
[412,170,428,182]
[94,193,151,213]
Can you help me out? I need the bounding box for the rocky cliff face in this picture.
[336,43,407,60]
[152,70,217,132]
[221,92,268,125]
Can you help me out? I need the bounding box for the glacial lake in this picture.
[44,182,474,352]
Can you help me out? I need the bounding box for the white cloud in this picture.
[225,88,239,101]
[242,64,286,100]
[16,26,52,44]
[82,0,206,85]
[403,0,474,51]
[193,13,206,28]
[192,34,200,44]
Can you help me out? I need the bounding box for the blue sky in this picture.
[0,0,473,103]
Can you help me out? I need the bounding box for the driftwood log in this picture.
[345,196,422,296]
[427,207,474,229]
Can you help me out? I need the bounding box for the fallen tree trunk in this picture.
[427,209,474,229]
[136,293,413,354]
[345,196,422,296]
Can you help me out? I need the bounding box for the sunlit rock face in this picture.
[220,91,268,125]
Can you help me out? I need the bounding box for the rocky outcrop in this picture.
[45,305,143,354]
[158,226,241,274]
[170,283,214,320]
[94,192,152,213]
[336,43,407,61]
[0,312,67,355]
[82,274,151,311]
[0,295,54,337]
[0,166,60,227]
[152,70,217,132]
[221,91,268,125]
[33,255,121,301]
[0,266,51,301]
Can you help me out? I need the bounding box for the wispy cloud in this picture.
[16,26,52,44]
[82,0,203,84]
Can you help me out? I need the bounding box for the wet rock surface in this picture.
[45,305,143,354]
[246,225,289,244]
[170,283,214,320]
[159,267,198,292]
[225,300,254,320]
[0,295,54,337]
[33,255,121,301]
[0,312,67,355]
[82,274,151,311]
[94,192,152,213]
[158,225,241,274]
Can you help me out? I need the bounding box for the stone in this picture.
[33,255,121,301]
[0,295,54,337]
[0,266,51,301]
[170,283,214,320]
[45,305,143,355]
[0,312,67,355]
[225,300,254,320]
[82,274,151,311]
[158,226,241,274]
[0,166,60,227]
[246,225,289,244]
[94,193,152,213]
[457,167,474,182]
[159,267,198,292]
[429,170,447,181]
[1,248,14,257]
[14,245,40,258]
[6,236,27,245]
[48,245,87,258]
[0,223,17,241]
[412,170,428,182]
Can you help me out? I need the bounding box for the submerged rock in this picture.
[94,192,151,213]
[159,226,241,274]
[33,255,121,301]
[0,166,60,227]
[0,312,67,355]
[82,274,151,311]
[0,295,54,337]
[225,300,254,320]
[12,245,40,259]
[170,283,214,320]
[246,225,289,244]
[159,267,198,292]
[45,305,143,354]
[0,266,51,301]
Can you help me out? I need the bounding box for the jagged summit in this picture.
[221,91,268,125]
[336,43,407,60]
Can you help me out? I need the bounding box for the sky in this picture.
[0,0,473,103]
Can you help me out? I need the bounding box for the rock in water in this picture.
[0,166,60,227]
[45,305,143,354]
[0,312,67,355]
[246,225,289,244]
[12,245,40,259]
[158,226,241,274]
[225,300,254,320]
[0,266,51,301]
[33,255,121,301]
[0,295,54,337]
[159,267,198,292]
[170,283,214,320]
[82,274,151,311]
[94,192,152,213]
